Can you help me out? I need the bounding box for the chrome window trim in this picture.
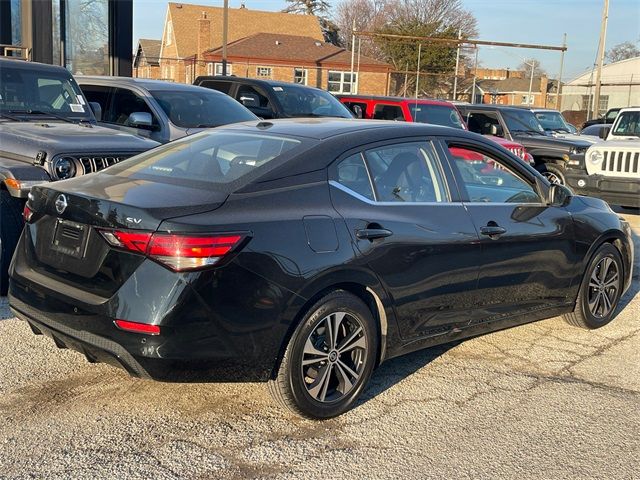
[329,180,459,206]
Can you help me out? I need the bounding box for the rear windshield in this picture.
[105,131,305,189]
[408,104,465,129]
[151,89,256,128]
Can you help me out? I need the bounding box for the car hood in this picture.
[0,121,159,161]
[513,133,592,150]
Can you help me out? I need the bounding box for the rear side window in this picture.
[373,104,405,121]
[336,154,374,200]
[409,104,464,129]
[199,80,233,94]
[365,142,448,202]
[106,132,303,188]
[465,111,502,136]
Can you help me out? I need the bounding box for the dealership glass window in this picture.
[328,71,357,94]
[256,67,273,78]
[293,68,308,85]
[364,143,448,203]
[447,145,539,203]
[65,0,109,75]
[10,0,22,45]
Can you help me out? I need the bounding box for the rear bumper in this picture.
[566,169,640,208]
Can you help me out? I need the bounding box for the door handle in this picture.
[356,228,393,240]
[480,224,507,238]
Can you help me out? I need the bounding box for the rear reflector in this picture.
[98,230,245,272]
[114,319,160,335]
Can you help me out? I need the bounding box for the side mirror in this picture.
[352,104,364,119]
[88,102,102,121]
[547,183,573,207]
[127,111,153,128]
[567,123,578,134]
[489,124,504,137]
[239,94,260,108]
[598,126,610,140]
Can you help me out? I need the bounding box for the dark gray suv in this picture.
[0,59,159,293]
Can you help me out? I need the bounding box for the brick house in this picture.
[195,32,393,95]
[465,76,559,108]
[133,39,162,79]
[158,2,324,83]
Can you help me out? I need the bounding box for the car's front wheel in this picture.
[542,164,566,185]
[564,243,624,329]
[269,290,378,419]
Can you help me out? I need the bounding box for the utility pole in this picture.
[350,20,356,94]
[452,29,462,101]
[471,47,478,103]
[593,0,609,119]
[556,33,567,109]
[527,61,534,106]
[415,43,422,99]
[222,0,229,76]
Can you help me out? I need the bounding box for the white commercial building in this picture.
[561,56,640,116]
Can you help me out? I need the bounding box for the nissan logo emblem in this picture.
[55,194,68,214]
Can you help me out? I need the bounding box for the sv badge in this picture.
[126,217,142,225]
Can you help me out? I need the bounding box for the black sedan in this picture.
[9,119,634,419]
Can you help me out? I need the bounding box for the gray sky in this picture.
[133,0,640,82]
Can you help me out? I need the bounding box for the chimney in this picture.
[197,11,212,59]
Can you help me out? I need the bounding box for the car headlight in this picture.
[569,146,588,155]
[53,157,77,179]
[589,150,603,165]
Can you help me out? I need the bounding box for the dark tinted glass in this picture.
[271,85,352,118]
[336,153,374,200]
[502,109,545,134]
[151,89,256,128]
[409,104,464,129]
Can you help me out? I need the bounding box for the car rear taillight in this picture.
[114,319,160,335]
[98,230,245,271]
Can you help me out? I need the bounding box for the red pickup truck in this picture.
[338,95,533,166]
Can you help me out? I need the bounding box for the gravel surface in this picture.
[1,211,638,479]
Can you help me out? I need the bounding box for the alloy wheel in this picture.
[301,311,367,403]
[587,256,620,318]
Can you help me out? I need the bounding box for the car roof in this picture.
[77,76,212,92]
[337,95,454,107]
[0,58,70,74]
[219,117,461,140]
[195,75,329,93]
[456,104,530,113]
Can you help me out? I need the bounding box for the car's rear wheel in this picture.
[269,290,377,419]
[542,164,565,185]
[0,190,24,295]
[564,243,623,329]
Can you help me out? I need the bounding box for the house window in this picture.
[293,68,308,85]
[328,71,357,94]
[256,67,272,78]
[520,94,534,105]
[597,95,609,117]
[166,21,173,46]
[208,62,232,76]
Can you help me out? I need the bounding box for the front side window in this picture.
[365,143,448,203]
[465,111,503,136]
[107,88,157,128]
[328,71,358,94]
[373,104,405,121]
[611,111,640,137]
[447,145,540,204]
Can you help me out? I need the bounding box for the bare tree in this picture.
[283,0,331,16]
[518,58,546,78]
[335,0,394,53]
[605,40,640,63]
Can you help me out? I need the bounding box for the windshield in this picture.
[272,85,353,118]
[105,131,305,189]
[611,111,640,137]
[151,89,256,128]
[0,63,93,121]
[408,104,465,129]
[535,111,571,132]
[502,109,545,135]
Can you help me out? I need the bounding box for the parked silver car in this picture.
[77,77,257,143]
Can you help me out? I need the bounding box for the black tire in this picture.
[564,243,624,329]
[542,163,566,185]
[268,290,378,419]
[0,190,24,296]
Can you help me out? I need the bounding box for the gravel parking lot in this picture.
[0,210,638,480]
